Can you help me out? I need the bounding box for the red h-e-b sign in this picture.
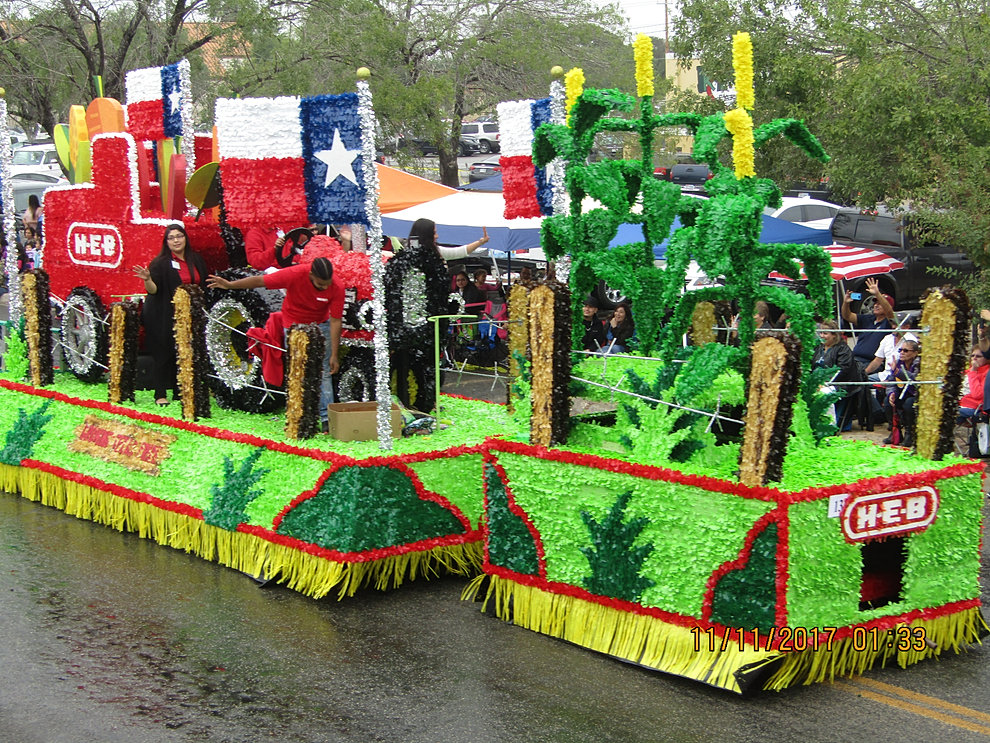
[67,223,123,268]
[840,487,939,542]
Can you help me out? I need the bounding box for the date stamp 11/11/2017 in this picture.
[690,625,930,653]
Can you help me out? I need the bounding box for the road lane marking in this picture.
[834,679,990,737]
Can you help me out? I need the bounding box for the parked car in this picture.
[830,206,975,310]
[396,134,438,156]
[11,172,67,185]
[467,157,501,182]
[461,121,499,154]
[658,163,712,193]
[764,196,841,231]
[11,142,61,178]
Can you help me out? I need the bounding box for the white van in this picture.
[11,143,61,178]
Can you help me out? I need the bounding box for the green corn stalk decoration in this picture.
[580,490,655,602]
[203,447,269,531]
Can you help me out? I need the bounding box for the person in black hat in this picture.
[581,296,607,352]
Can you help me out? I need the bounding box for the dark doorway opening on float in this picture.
[859,536,906,611]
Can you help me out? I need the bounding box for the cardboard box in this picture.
[327,401,402,441]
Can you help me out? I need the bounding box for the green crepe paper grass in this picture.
[900,473,983,607]
[406,454,485,528]
[0,396,329,520]
[785,472,983,629]
[276,465,465,552]
[494,451,772,616]
[2,371,521,457]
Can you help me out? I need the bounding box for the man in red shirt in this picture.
[208,257,344,428]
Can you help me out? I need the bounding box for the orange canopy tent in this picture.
[376,163,458,213]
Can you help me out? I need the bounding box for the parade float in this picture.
[0,34,983,694]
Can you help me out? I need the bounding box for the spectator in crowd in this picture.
[581,296,606,352]
[754,300,774,330]
[22,194,41,235]
[812,320,863,429]
[602,303,635,354]
[453,269,486,309]
[207,257,344,432]
[841,277,896,371]
[473,267,504,298]
[132,223,209,406]
[959,345,989,420]
[861,314,919,421]
[407,218,488,260]
[883,339,921,446]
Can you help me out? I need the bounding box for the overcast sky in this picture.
[615,0,674,40]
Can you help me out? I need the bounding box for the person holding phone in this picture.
[841,277,896,371]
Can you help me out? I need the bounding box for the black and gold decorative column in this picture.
[528,281,571,447]
[739,333,802,487]
[173,284,211,421]
[916,287,970,460]
[107,300,141,404]
[284,324,324,440]
[20,269,53,386]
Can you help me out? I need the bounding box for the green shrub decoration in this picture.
[483,463,539,575]
[580,490,655,602]
[203,446,270,531]
[0,400,53,465]
[709,522,778,631]
[4,318,29,381]
[276,465,464,552]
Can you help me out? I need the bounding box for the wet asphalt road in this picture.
[2,490,990,743]
[2,374,990,742]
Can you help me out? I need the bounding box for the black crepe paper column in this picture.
[21,269,53,386]
[173,284,212,421]
[107,300,141,404]
[738,331,802,486]
[284,323,325,440]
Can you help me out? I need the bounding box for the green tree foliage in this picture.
[202,446,269,530]
[0,0,252,136]
[220,0,631,185]
[580,490,654,602]
[671,0,990,265]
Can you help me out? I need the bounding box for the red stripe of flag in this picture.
[501,155,541,219]
[220,158,309,226]
[127,100,166,141]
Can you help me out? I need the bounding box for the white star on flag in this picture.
[314,129,361,187]
[167,89,182,114]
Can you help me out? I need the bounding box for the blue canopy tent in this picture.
[459,174,504,192]
[381,189,831,264]
[611,216,832,260]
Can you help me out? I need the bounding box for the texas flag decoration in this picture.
[125,60,192,141]
[496,98,553,219]
[215,93,369,227]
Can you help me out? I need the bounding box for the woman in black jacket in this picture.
[603,303,635,354]
[132,224,209,406]
[812,319,863,430]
